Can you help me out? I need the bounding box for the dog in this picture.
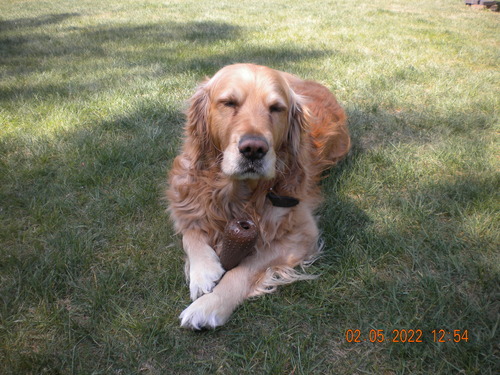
[167,63,350,329]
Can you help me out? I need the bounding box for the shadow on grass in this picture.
[0,15,337,102]
[0,100,189,372]
[0,16,242,53]
[0,13,80,30]
[1,14,498,375]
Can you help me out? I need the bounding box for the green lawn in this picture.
[1,0,498,373]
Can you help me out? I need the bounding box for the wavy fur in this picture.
[167,64,350,329]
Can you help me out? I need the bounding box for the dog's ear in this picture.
[184,81,211,169]
[287,92,309,157]
[280,91,310,186]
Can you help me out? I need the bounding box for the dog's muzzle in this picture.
[221,135,275,179]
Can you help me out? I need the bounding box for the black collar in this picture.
[266,190,300,207]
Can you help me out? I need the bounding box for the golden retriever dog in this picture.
[167,63,350,329]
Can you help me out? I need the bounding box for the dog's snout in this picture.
[238,136,269,161]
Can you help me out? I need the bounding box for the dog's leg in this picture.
[182,229,225,301]
[180,210,319,329]
[179,265,252,329]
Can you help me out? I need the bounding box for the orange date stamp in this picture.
[345,329,469,343]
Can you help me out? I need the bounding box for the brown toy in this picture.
[219,218,258,271]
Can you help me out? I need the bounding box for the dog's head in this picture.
[184,64,307,180]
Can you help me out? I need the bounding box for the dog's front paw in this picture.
[179,293,232,330]
[188,255,225,301]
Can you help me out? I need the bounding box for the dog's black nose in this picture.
[238,136,269,161]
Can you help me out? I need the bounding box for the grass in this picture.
[0,0,498,373]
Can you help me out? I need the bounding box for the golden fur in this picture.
[167,64,350,329]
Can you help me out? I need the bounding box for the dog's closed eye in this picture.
[218,96,239,109]
[269,103,285,113]
[223,100,238,108]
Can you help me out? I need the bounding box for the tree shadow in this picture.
[2,13,497,374]
[2,14,494,285]
[0,19,243,73]
[347,106,492,150]
[0,15,341,102]
[0,16,327,65]
[0,13,80,30]
[318,101,496,254]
